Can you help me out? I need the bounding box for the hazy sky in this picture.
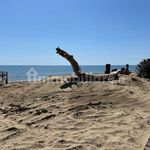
[0,0,150,65]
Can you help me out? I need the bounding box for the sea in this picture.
[0,65,137,81]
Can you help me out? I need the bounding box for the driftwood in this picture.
[56,47,82,77]
[56,47,118,81]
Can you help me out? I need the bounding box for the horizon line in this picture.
[0,64,137,66]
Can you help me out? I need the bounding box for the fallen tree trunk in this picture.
[56,47,118,81]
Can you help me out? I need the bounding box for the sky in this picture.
[0,0,150,65]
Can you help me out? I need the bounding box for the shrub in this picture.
[136,59,150,79]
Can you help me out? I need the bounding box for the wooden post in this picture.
[105,64,111,74]
[126,64,129,71]
[6,72,8,84]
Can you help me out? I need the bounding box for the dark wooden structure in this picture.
[105,64,111,74]
[0,71,8,85]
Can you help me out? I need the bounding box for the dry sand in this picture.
[0,74,150,150]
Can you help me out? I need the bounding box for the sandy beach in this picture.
[0,74,150,150]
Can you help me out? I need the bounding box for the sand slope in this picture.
[0,74,150,150]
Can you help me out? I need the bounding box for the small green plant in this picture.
[136,59,150,79]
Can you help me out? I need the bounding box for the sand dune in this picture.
[0,74,150,150]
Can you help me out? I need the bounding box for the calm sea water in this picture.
[0,65,137,81]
